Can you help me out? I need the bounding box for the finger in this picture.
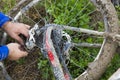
[18,44,28,56]
[20,28,29,38]
[13,35,24,45]
[24,24,31,29]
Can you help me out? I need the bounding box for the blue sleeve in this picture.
[0,12,10,60]
[0,45,9,60]
[0,12,11,28]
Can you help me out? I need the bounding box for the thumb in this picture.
[21,51,28,57]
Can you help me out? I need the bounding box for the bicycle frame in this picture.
[26,24,72,80]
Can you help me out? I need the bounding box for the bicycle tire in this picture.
[10,0,119,80]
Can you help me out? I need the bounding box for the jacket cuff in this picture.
[0,45,9,60]
[0,12,11,28]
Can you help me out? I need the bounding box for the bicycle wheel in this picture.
[8,0,119,80]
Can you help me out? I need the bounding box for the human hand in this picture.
[3,21,30,45]
[7,43,28,60]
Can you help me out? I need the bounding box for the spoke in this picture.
[70,59,86,71]
[50,0,56,23]
[33,6,46,24]
[14,0,27,9]
[23,13,36,24]
[45,68,49,80]
[75,46,96,59]
[67,1,90,25]
[63,0,69,22]
[14,0,41,21]
[63,0,79,24]
[67,0,79,14]
[33,6,44,20]
[44,0,48,24]
[9,0,27,15]
[44,0,52,24]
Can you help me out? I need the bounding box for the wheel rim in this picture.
[9,0,119,80]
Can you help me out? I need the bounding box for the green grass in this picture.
[100,53,120,80]
[1,0,120,80]
[0,0,16,14]
[46,0,95,27]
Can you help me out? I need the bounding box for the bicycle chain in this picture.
[25,24,71,59]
